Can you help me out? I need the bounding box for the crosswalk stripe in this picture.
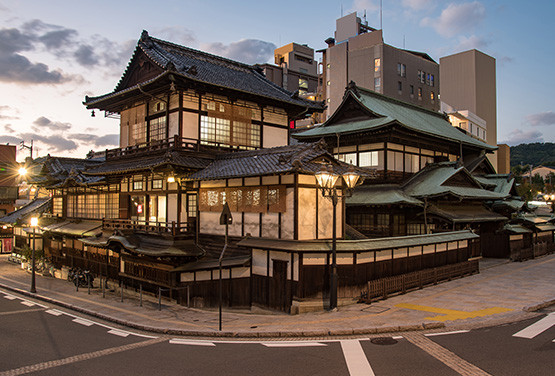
[3,294,16,300]
[340,340,375,376]
[169,339,215,346]
[108,329,130,337]
[72,318,94,326]
[45,309,64,316]
[513,313,555,339]
[20,300,35,307]
[262,342,326,347]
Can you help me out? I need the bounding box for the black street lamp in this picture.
[30,216,39,293]
[315,165,361,310]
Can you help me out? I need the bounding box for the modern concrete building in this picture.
[441,102,487,143]
[440,49,499,170]
[319,12,440,119]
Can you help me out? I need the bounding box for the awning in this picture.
[80,231,205,258]
[535,223,555,232]
[427,204,507,223]
[172,255,251,273]
[42,220,102,237]
[238,230,479,252]
[502,224,532,234]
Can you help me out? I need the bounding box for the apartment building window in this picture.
[397,63,406,77]
[430,74,434,87]
[418,87,422,99]
[410,85,414,96]
[298,78,309,92]
[430,91,435,101]
[418,70,425,84]
[426,73,431,86]
[299,68,308,74]
[398,81,402,92]
[374,58,381,72]
[374,77,381,92]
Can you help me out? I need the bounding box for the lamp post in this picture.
[315,165,361,310]
[30,216,39,293]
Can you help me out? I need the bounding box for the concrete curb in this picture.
[523,299,555,312]
[0,281,445,338]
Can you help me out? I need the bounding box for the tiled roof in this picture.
[84,31,323,111]
[402,162,507,200]
[185,142,376,181]
[347,184,423,206]
[474,175,515,196]
[84,150,213,176]
[294,84,496,151]
[32,155,104,188]
[0,198,51,225]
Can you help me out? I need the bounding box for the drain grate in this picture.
[370,337,398,345]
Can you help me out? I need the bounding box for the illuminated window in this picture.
[326,80,330,86]
[359,151,379,167]
[374,58,381,72]
[337,153,357,165]
[131,122,146,145]
[418,87,422,99]
[431,91,435,101]
[430,74,434,87]
[133,180,143,191]
[187,194,197,218]
[130,196,145,219]
[374,77,381,92]
[150,101,166,114]
[298,78,309,92]
[326,63,331,69]
[152,179,163,189]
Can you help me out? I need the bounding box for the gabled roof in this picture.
[185,142,375,181]
[31,155,104,188]
[0,198,51,225]
[402,162,507,200]
[474,174,516,196]
[294,84,496,151]
[84,31,323,113]
[347,184,422,206]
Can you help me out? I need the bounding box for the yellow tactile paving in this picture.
[395,303,513,322]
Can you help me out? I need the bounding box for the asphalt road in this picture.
[1,289,553,376]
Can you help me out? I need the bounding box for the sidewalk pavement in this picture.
[0,254,553,338]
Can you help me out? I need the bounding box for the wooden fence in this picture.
[365,259,479,301]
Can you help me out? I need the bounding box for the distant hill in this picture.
[510,142,555,168]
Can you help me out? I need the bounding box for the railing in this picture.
[102,218,190,236]
[104,135,261,160]
[365,260,479,301]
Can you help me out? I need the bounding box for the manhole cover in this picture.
[370,337,398,345]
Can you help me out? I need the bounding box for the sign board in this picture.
[220,202,233,225]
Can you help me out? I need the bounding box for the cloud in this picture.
[402,0,434,11]
[154,26,196,46]
[18,132,78,153]
[422,1,485,37]
[526,111,555,127]
[71,133,119,147]
[502,129,544,146]
[454,35,489,51]
[32,116,72,132]
[3,124,15,133]
[349,0,380,13]
[202,39,277,65]
[0,135,23,145]
[73,44,99,66]
[0,106,19,120]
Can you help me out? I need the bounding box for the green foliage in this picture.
[516,182,533,201]
[510,142,555,168]
[20,244,44,262]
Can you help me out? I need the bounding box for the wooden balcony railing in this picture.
[104,135,260,160]
[102,218,191,236]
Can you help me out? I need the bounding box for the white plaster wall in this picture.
[262,176,279,185]
[298,187,316,240]
[448,241,458,250]
[303,253,327,265]
[228,178,242,187]
[167,194,178,222]
[376,250,391,261]
[357,252,373,264]
[263,126,288,148]
[252,248,267,276]
[228,211,242,237]
[169,112,179,138]
[261,212,279,238]
[200,212,222,235]
[393,248,408,258]
[180,193,187,223]
[409,246,421,257]
[318,192,333,239]
[423,244,435,254]
[196,270,212,281]
[337,254,354,265]
[201,180,226,188]
[281,188,295,239]
[244,177,260,186]
[182,112,198,140]
[269,251,296,280]
[243,212,259,237]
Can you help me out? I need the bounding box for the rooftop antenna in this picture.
[20,140,33,159]
[380,0,383,30]
[341,4,343,17]
[403,35,406,49]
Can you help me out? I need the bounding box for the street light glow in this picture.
[19,167,27,176]
[30,217,39,227]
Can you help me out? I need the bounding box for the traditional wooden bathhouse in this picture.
[294,83,513,256]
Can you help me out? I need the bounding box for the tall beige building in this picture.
[440,50,499,170]
[320,12,440,119]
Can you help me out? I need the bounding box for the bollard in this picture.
[158,287,162,311]
[139,284,143,307]
[120,280,123,302]
[102,277,106,298]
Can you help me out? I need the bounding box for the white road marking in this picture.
[425,330,470,337]
[45,309,63,316]
[392,336,403,339]
[513,313,555,339]
[340,340,375,376]
[3,294,16,300]
[72,318,94,326]
[108,329,130,337]
[20,300,35,307]
[262,341,327,347]
[169,339,215,346]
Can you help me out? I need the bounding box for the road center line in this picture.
[425,330,470,337]
[513,313,555,339]
[404,333,492,376]
[169,339,215,346]
[340,339,375,376]
[0,337,166,376]
[262,342,327,347]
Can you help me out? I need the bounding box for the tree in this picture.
[531,173,545,193]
